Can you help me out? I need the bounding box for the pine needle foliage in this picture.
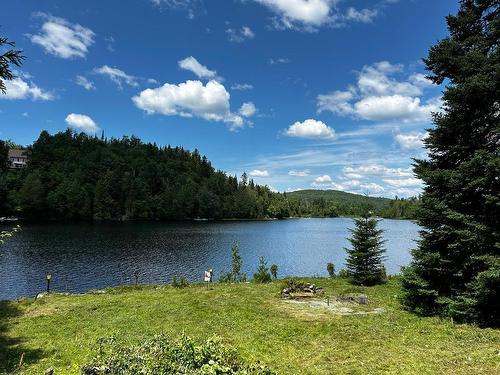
[345,213,386,286]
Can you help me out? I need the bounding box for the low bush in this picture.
[172,276,190,288]
[253,257,272,283]
[81,334,274,374]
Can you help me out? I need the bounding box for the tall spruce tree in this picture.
[345,213,386,286]
[401,0,499,327]
[0,34,25,94]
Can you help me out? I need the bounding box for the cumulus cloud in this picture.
[344,7,378,23]
[383,177,422,187]
[355,95,439,122]
[254,0,332,29]
[359,182,385,194]
[227,26,255,42]
[132,79,245,131]
[252,0,383,30]
[65,113,99,134]
[343,164,413,178]
[231,83,254,91]
[1,77,53,101]
[75,75,95,90]
[249,169,269,177]
[94,65,138,88]
[239,102,257,117]
[285,119,335,140]
[288,169,311,177]
[317,61,440,123]
[394,131,428,150]
[314,175,332,184]
[178,56,218,80]
[29,14,95,59]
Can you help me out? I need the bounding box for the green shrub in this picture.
[172,276,190,288]
[326,263,335,277]
[270,264,278,279]
[81,334,274,374]
[338,268,349,278]
[253,257,272,283]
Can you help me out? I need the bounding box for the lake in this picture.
[0,218,420,300]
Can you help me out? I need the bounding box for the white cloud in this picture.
[132,79,245,131]
[317,61,440,123]
[231,83,254,91]
[30,14,94,59]
[317,89,355,115]
[314,175,332,184]
[75,75,95,90]
[288,169,311,177]
[94,65,138,88]
[394,131,428,150]
[383,177,422,187]
[269,57,290,65]
[355,95,438,122]
[178,56,218,80]
[285,119,335,140]
[227,26,255,42]
[249,169,269,177]
[65,113,99,134]
[343,164,413,178]
[344,7,378,23]
[1,77,53,101]
[239,102,257,117]
[254,0,332,29]
[359,182,385,194]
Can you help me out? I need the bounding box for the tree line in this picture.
[0,131,417,221]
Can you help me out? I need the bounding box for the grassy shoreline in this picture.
[1,277,498,374]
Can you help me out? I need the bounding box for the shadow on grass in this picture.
[0,301,47,374]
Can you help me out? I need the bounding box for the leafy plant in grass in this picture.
[220,241,247,282]
[81,334,274,374]
[253,257,272,283]
[345,212,386,286]
[270,264,278,279]
[172,276,189,288]
[327,263,335,277]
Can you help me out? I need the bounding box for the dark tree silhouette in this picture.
[401,0,499,327]
[0,34,25,94]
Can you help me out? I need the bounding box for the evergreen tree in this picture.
[253,256,272,283]
[0,34,25,94]
[401,1,500,327]
[0,140,8,170]
[344,213,386,286]
[231,241,244,282]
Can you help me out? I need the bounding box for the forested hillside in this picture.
[0,131,288,220]
[0,131,418,221]
[286,190,419,219]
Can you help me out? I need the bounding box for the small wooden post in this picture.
[46,274,52,293]
[327,297,330,306]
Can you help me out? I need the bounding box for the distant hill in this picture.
[286,189,417,219]
[287,189,391,209]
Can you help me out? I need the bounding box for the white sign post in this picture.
[204,269,213,289]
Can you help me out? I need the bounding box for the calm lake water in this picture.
[0,219,420,300]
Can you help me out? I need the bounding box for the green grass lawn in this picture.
[1,278,499,374]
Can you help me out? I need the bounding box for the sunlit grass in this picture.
[1,278,498,374]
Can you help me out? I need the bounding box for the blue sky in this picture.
[0,0,458,197]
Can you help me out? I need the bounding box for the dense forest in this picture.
[287,190,418,219]
[0,131,418,221]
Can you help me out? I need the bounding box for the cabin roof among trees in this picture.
[8,149,26,158]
